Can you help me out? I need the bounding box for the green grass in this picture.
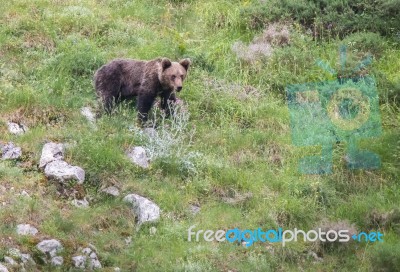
[0,0,399,271]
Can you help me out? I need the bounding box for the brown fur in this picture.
[94,57,190,124]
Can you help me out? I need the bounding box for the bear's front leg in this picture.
[161,92,176,117]
[100,94,115,114]
[137,94,156,125]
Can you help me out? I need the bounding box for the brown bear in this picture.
[94,58,190,124]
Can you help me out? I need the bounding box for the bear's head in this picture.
[159,58,191,92]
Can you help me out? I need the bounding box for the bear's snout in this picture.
[177,86,182,92]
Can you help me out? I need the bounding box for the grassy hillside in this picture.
[0,0,399,271]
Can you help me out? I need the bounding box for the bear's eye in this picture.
[171,75,176,80]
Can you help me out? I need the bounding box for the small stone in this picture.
[124,194,160,225]
[80,107,96,123]
[124,236,132,245]
[39,142,65,168]
[89,252,97,259]
[308,251,323,262]
[16,224,38,236]
[36,239,63,257]
[72,198,89,208]
[114,268,121,272]
[44,160,85,184]
[189,204,201,215]
[143,127,157,138]
[89,258,102,269]
[1,142,22,160]
[19,190,30,198]
[20,254,34,264]
[101,186,120,197]
[51,256,63,266]
[150,226,157,235]
[3,257,16,266]
[0,263,9,272]
[126,146,149,168]
[72,255,86,268]
[7,122,28,135]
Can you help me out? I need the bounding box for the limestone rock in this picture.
[124,194,160,225]
[16,224,38,236]
[0,263,9,272]
[126,147,149,168]
[51,256,63,266]
[1,142,22,160]
[101,186,120,197]
[36,239,63,258]
[72,255,86,268]
[3,257,15,266]
[44,160,85,184]
[72,247,102,269]
[39,142,64,168]
[72,198,89,208]
[7,122,28,135]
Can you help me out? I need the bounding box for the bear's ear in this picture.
[179,58,191,71]
[161,58,172,70]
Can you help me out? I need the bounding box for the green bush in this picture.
[343,32,388,58]
[240,0,400,39]
[369,242,400,271]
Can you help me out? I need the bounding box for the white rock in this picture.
[36,239,63,257]
[126,147,149,168]
[44,160,85,184]
[3,257,16,266]
[89,258,102,270]
[124,236,132,245]
[101,186,120,196]
[51,256,63,266]
[123,194,160,225]
[81,247,92,255]
[81,107,96,123]
[0,263,8,272]
[73,247,102,270]
[114,268,121,272]
[6,248,33,265]
[72,255,86,268]
[19,190,30,198]
[150,226,157,235]
[1,142,22,160]
[189,204,201,215]
[72,198,89,208]
[143,127,157,138]
[16,224,38,236]
[20,253,34,264]
[39,142,64,168]
[7,122,28,135]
